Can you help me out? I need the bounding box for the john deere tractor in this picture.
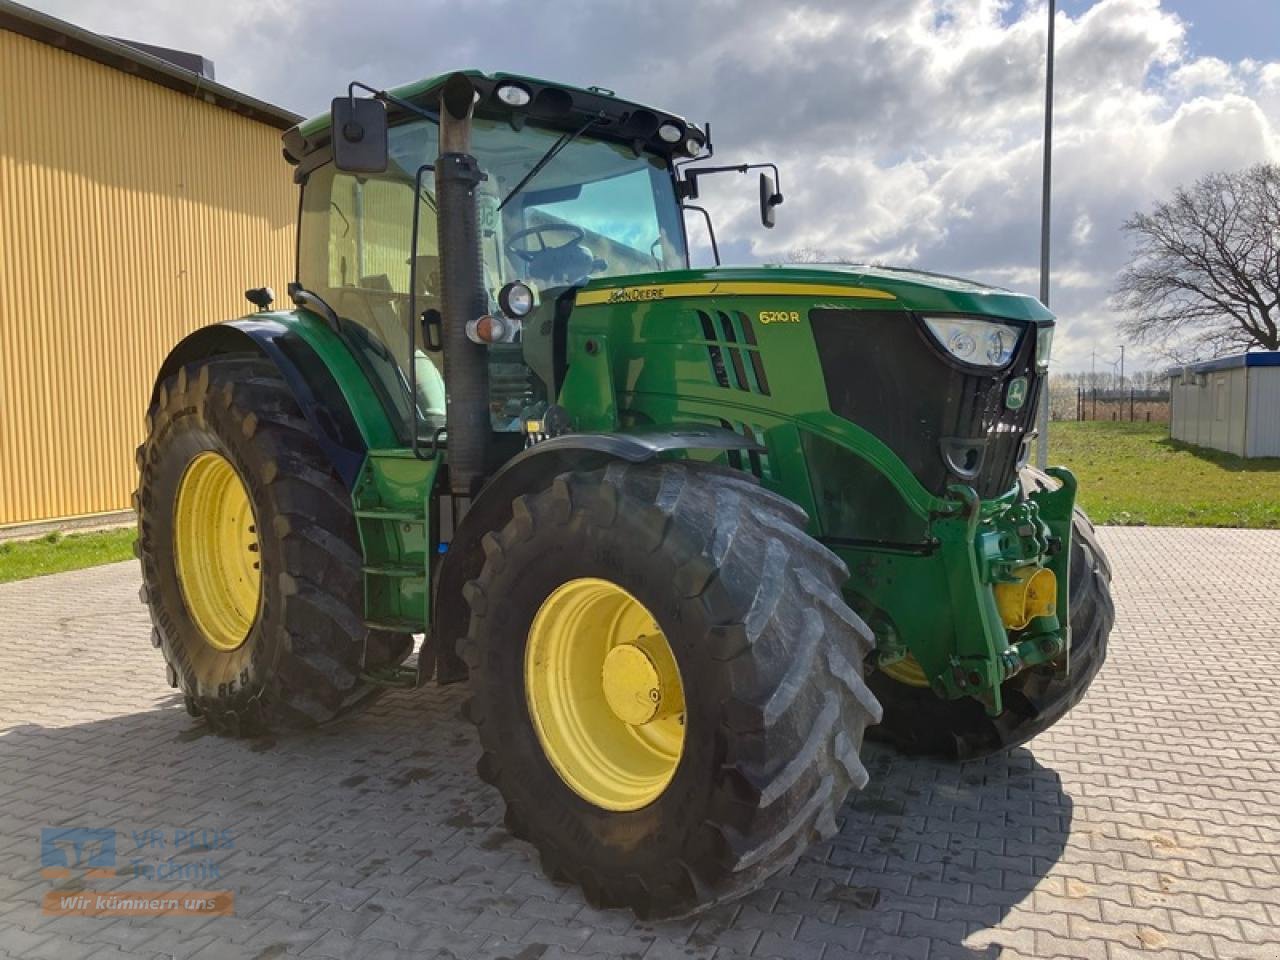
[135,71,1112,916]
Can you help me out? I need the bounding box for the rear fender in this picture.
[151,313,388,490]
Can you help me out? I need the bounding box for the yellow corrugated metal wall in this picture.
[0,30,296,525]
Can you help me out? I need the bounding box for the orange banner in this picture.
[41,891,234,916]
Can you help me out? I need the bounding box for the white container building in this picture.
[1169,352,1280,458]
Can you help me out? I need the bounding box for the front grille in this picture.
[810,309,1041,499]
[696,309,771,396]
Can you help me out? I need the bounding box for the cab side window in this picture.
[298,156,446,420]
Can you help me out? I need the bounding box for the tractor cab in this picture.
[283,73,720,445]
[282,72,783,458]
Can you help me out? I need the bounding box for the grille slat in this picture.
[718,419,772,480]
[698,310,732,389]
[749,351,771,396]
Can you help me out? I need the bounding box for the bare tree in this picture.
[787,248,867,266]
[1113,164,1280,359]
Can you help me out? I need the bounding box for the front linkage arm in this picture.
[927,470,1077,716]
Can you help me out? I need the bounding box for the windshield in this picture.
[300,116,687,302]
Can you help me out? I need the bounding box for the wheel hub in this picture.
[601,636,683,726]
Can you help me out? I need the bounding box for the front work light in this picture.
[922,316,1020,368]
[657,122,683,143]
[495,83,532,107]
[498,281,536,318]
[1035,325,1054,369]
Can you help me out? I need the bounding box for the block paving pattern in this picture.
[0,527,1277,959]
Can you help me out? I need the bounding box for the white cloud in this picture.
[22,0,1280,371]
[1168,56,1240,96]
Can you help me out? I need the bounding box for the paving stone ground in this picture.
[1,527,1278,960]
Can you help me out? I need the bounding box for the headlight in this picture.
[1035,325,1054,369]
[657,121,683,143]
[922,316,1021,368]
[495,82,532,107]
[498,280,536,318]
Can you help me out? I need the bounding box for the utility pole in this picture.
[1119,345,1125,390]
[1034,0,1056,468]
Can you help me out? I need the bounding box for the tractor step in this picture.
[354,509,424,522]
[353,452,439,638]
[362,565,424,578]
[360,663,419,688]
[364,618,424,633]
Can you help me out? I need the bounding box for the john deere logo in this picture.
[1006,377,1028,410]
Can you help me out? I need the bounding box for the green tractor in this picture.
[135,71,1112,916]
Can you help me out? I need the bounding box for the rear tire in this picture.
[135,354,407,736]
[464,462,882,917]
[867,466,1113,759]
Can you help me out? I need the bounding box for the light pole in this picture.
[1035,0,1055,468]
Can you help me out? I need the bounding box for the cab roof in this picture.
[282,69,703,166]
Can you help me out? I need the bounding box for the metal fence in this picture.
[1074,388,1171,422]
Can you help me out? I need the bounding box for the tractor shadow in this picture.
[0,678,1069,959]
[1157,435,1280,472]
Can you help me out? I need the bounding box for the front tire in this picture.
[135,355,407,736]
[464,462,882,917]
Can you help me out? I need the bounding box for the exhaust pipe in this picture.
[435,73,490,497]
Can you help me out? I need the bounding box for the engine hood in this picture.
[575,264,1055,323]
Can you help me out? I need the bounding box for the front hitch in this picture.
[926,475,1075,716]
[1029,466,1078,675]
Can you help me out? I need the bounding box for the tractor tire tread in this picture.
[464,460,880,917]
[135,354,408,737]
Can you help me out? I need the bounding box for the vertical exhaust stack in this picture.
[435,73,490,497]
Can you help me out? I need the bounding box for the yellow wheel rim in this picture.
[881,653,930,687]
[173,451,261,652]
[525,578,685,812]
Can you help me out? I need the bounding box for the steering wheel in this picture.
[505,224,586,264]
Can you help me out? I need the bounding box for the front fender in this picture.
[428,425,763,682]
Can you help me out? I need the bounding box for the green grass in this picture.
[1042,421,1280,528]
[0,528,136,584]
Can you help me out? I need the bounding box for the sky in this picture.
[26,0,1280,374]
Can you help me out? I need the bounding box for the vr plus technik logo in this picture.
[39,827,236,917]
[41,828,116,879]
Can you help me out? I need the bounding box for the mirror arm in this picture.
[347,80,440,124]
[408,162,436,462]
[679,161,783,203]
[682,204,720,266]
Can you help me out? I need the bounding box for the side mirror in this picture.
[759,172,782,229]
[331,96,388,173]
[244,286,274,312]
